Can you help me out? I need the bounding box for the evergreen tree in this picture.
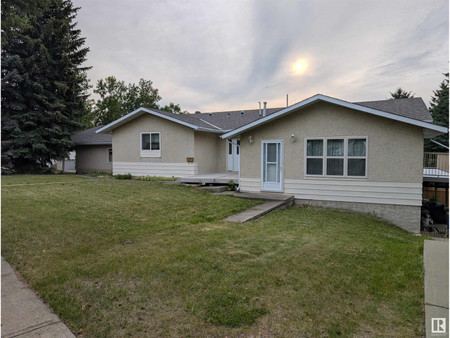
[424,73,449,152]
[1,0,90,172]
[389,87,414,99]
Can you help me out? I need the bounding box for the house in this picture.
[94,94,448,233]
[71,126,112,174]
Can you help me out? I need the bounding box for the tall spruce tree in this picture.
[424,73,449,152]
[1,0,90,172]
[389,87,414,99]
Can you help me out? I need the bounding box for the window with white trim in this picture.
[140,132,161,157]
[305,137,367,177]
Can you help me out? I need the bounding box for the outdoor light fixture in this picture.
[290,134,297,143]
[248,135,254,144]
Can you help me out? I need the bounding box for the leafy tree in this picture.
[92,76,128,126]
[424,73,449,152]
[160,102,188,114]
[92,76,187,125]
[1,0,90,172]
[389,87,415,99]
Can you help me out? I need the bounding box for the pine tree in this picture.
[389,87,414,99]
[424,73,449,152]
[1,0,90,172]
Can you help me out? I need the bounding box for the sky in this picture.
[73,0,449,112]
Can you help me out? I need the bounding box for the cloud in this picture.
[74,0,448,111]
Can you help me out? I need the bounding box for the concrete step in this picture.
[223,197,293,223]
[198,185,228,193]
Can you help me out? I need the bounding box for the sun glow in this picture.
[292,59,308,75]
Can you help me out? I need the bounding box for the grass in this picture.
[2,174,89,185]
[2,177,425,336]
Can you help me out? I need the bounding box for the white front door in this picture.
[261,141,283,192]
[227,139,240,172]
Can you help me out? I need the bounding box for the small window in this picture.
[108,148,112,163]
[141,132,161,157]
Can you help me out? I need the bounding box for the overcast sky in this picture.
[74,0,449,112]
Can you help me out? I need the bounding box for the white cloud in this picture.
[74,0,448,111]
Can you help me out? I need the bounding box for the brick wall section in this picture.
[295,199,421,234]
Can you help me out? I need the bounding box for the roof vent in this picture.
[227,113,231,117]
[241,111,245,115]
[195,111,201,114]
[209,113,213,116]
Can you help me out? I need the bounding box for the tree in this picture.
[424,73,449,152]
[389,87,415,99]
[91,76,187,126]
[1,0,90,172]
[160,102,188,114]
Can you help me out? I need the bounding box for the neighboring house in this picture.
[54,151,76,172]
[94,94,448,233]
[72,126,112,174]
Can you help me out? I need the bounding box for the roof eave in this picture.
[96,107,204,134]
[221,94,449,139]
[73,141,112,146]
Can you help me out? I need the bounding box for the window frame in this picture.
[140,132,161,158]
[304,136,368,178]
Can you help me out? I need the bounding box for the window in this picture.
[141,132,161,157]
[107,148,112,163]
[305,137,367,177]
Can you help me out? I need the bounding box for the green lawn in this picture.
[1,174,89,185]
[2,178,425,336]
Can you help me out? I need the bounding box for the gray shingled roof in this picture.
[190,108,282,130]
[148,108,223,130]
[355,97,432,121]
[80,97,433,139]
[72,126,112,145]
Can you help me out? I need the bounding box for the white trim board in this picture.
[221,94,448,139]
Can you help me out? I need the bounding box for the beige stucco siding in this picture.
[216,138,227,172]
[75,145,112,173]
[194,132,223,174]
[240,101,423,183]
[113,113,194,163]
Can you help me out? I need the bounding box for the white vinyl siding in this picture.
[113,161,197,177]
[305,137,367,178]
[239,177,421,206]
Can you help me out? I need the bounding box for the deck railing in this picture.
[423,152,449,178]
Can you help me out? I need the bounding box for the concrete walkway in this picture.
[1,258,75,338]
[424,240,449,337]
[223,193,294,223]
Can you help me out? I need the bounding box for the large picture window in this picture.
[305,137,367,177]
[140,132,161,157]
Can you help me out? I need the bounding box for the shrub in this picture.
[114,173,132,180]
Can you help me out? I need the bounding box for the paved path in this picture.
[424,240,449,337]
[223,194,294,223]
[1,258,75,338]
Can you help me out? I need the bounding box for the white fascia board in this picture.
[96,107,202,134]
[220,94,448,139]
